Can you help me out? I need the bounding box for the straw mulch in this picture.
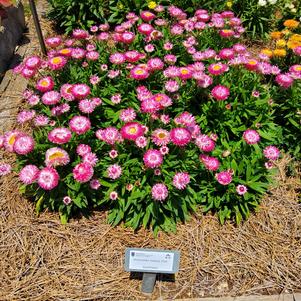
[0,156,300,301]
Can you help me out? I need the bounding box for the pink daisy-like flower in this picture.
[107,164,122,180]
[200,154,220,171]
[130,66,149,80]
[73,162,94,183]
[96,127,121,145]
[147,58,164,71]
[236,185,247,195]
[71,84,91,99]
[263,146,280,161]
[179,67,193,80]
[219,29,235,38]
[173,172,190,190]
[21,67,36,79]
[48,56,67,70]
[120,108,136,122]
[152,93,173,108]
[69,116,91,135]
[71,47,86,59]
[27,94,40,106]
[124,50,141,63]
[219,48,235,60]
[275,74,294,88]
[72,29,89,39]
[63,196,72,205]
[19,164,39,184]
[135,136,148,148]
[138,23,154,35]
[243,129,260,145]
[0,163,12,176]
[121,122,144,141]
[78,99,95,114]
[151,183,168,201]
[170,128,191,146]
[86,51,99,61]
[13,135,35,155]
[25,56,41,69]
[141,98,160,114]
[109,149,118,159]
[90,179,101,190]
[151,129,170,146]
[244,59,258,71]
[76,144,91,157]
[165,80,179,93]
[4,130,22,152]
[211,85,230,101]
[17,110,36,124]
[143,149,163,169]
[34,115,49,127]
[120,31,136,44]
[111,94,121,104]
[48,127,72,144]
[195,134,215,152]
[60,84,75,101]
[42,91,61,105]
[215,170,232,185]
[208,63,228,75]
[140,11,156,22]
[83,152,98,167]
[110,191,118,200]
[38,167,60,190]
[109,52,126,64]
[90,75,100,85]
[45,147,70,167]
[36,76,54,92]
[45,36,62,48]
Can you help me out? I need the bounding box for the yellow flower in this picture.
[276,39,286,48]
[148,1,157,9]
[287,40,301,49]
[226,1,233,8]
[270,31,282,40]
[283,19,299,29]
[273,49,287,57]
[290,34,301,42]
[261,49,273,57]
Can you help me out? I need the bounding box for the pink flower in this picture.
[96,127,120,145]
[173,172,190,190]
[120,31,136,44]
[243,129,260,145]
[236,185,247,195]
[72,29,89,39]
[4,130,22,152]
[151,129,170,146]
[36,76,54,92]
[48,128,72,144]
[179,67,193,80]
[151,183,168,201]
[107,164,122,179]
[83,152,98,166]
[21,67,36,79]
[141,98,160,113]
[195,135,215,152]
[208,63,228,75]
[111,94,121,104]
[152,93,172,108]
[90,179,101,190]
[48,56,67,70]
[110,191,118,200]
[135,136,148,148]
[170,128,191,146]
[143,149,163,169]
[140,11,156,22]
[109,149,118,159]
[42,91,61,105]
[69,116,91,135]
[165,80,179,92]
[78,99,95,114]
[138,23,154,35]
[45,147,70,167]
[63,196,72,205]
[120,108,136,122]
[211,85,230,101]
[45,36,62,48]
[263,146,280,161]
[121,122,144,141]
[28,94,40,106]
[17,110,36,124]
[73,162,94,183]
[109,52,126,64]
[159,146,169,155]
[13,135,35,155]
[25,56,41,69]
[200,154,220,171]
[0,163,12,176]
[86,51,99,61]
[147,58,164,71]
[60,84,75,101]
[71,84,91,99]
[76,144,91,157]
[19,164,39,184]
[215,171,232,185]
[130,66,149,80]
[38,167,60,190]
[124,50,141,63]
[275,74,294,88]
[219,48,235,60]
[265,161,274,169]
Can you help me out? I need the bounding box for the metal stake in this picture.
[28,0,47,56]
[141,273,157,293]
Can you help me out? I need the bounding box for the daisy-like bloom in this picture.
[96,127,121,145]
[215,170,232,185]
[109,149,118,159]
[36,76,54,92]
[48,56,67,70]
[90,75,100,85]
[165,80,179,92]
[48,127,72,144]
[199,154,220,171]
[38,167,60,190]
[147,58,164,71]
[174,111,195,127]
[141,98,160,114]
[170,128,192,147]
[45,147,70,167]
[71,47,87,59]
[58,48,73,57]
[173,172,190,190]
[25,56,41,69]
[73,162,94,183]
[72,29,89,39]
[107,70,120,79]
[243,129,260,145]
[124,50,141,63]
[111,94,121,104]
[283,19,299,29]
[109,52,125,65]
[79,99,95,114]
[163,66,180,78]
[211,85,230,101]
[179,67,193,80]
[140,10,156,22]
[0,163,12,176]
[244,59,258,71]
[252,91,260,98]
[13,135,35,155]
[138,23,154,35]
[69,116,91,135]
[121,122,144,141]
[120,31,135,44]
[151,183,168,201]
[86,51,99,61]
[236,185,247,195]
[152,93,173,108]
[60,84,75,101]
[4,130,22,152]
[76,144,91,157]
[197,74,213,88]
[159,146,169,156]
[83,152,98,167]
[91,97,102,106]
[120,108,136,122]
[233,43,246,53]
[289,64,301,75]
[130,66,149,80]
[208,63,228,75]
[275,74,294,88]
[135,136,148,148]
[107,164,122,180]
[90,179,101,190]
[17,110,36,124]
[63,196,72,205]
[45,36,62,48]
[263,146,280,161]
[151,129,170,146]
[219,29,235,38]
[195,134,215,152]
[110,191,118,200]
[164,55,177,65]
[143,149,163,169]
[19,164,39,184]
[21,67,36,79]
[219,48,235,60]
[42,91,61,105]
[71,84,91,99]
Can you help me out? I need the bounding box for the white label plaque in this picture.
[129,250,174,272]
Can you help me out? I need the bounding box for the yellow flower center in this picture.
[49,152,64,161]
[212,65,222,71]
[60,49,71,54]
[135,69,144,75]
[158,132,166,139]
[8,135,16,145]
[129,127,137,134]
[248,60,257,65]
[40,80,48,87]
[295,66,301,71]
[181,69,189,75]
[51,57,62,64]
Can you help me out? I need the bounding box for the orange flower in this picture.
[287,40,301,49]
[270,31,282,39]
[276,39,286,48]
[289,34,301,42]
[273,49,287,57]
[261,49,273,58]
[283,19,299,29]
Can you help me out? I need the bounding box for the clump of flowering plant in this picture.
[1,5,294,234]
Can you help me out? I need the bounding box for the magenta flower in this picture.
[143,149,163,169]
[170,128,191,146]
[107,164,122,179]
[200,154,220,171]
[73,162,94,183]
[211,85,230,101]
[13,135,35,155]
[45,147,70,167]
[195,135,215,152]
[19,164,39,184]
[121,122,144,141]
[173,172,190,190]
[215,170,233,185]
[0,163,12,176]
[42,91,61,105]
[263,146,280,161]
[151,183,168,201]
[38,167,60,190]
[69,116,91,135]
[243,129,260,145]
[236,185,247,195]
